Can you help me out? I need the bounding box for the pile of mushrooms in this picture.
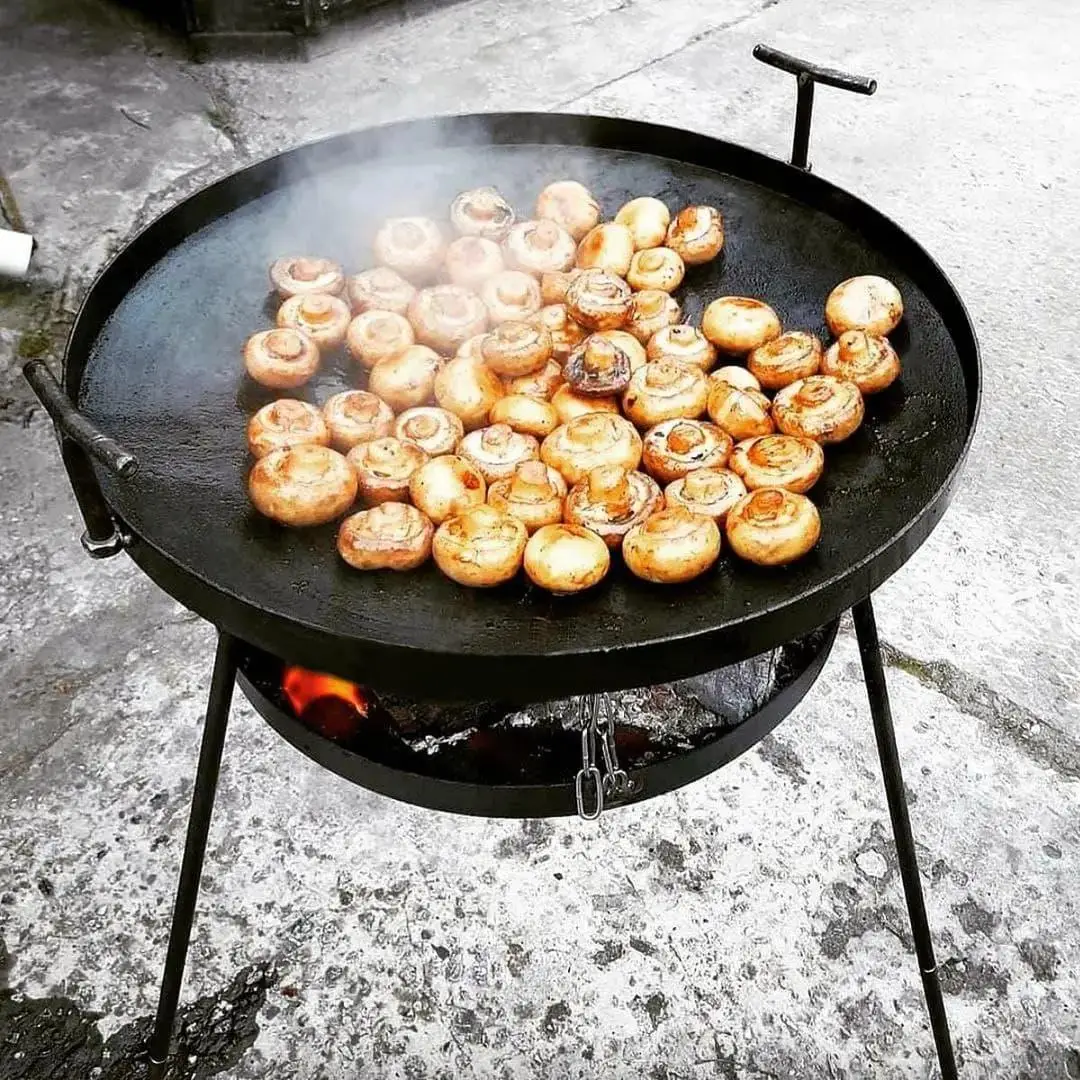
[240,179,905,590]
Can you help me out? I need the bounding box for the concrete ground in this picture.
[1,0,1078,1076]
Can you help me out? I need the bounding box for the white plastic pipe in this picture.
[0,228,34,278]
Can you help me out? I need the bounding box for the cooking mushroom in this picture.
[729,434,825,494]
[269,256,345,300]
[725,488,821,566]
[564,269,632,331]
[444,236,506,291]
[664,468,747,524]
[647,324,715,371]
[481,321,553,377]
[480,270,543,325]
[706,381,775,441]
[592,330,647,371]
[506,359,565,401]
[345,310,415,369]
[489,394,560,438]
[625,289,682,344]
[488,460,566,532]
[709,365,761,393]
[747,331,823,391]
[247,399,329,459]
[368,345,442,412]
[531,303,587,364]
[540,269,581,306]
[505,220,577,275]
[641,418,733,484]
[322,390,395,451]
[614,197,671,251]
[622,506,722,584]
[702,296,782,355]
[665,205,724,266]
[622,361,708,428]
[626,247,685,292]
[540,412,642,485]
[346,266,416,316]
[563,335,633,397]
[458,423,540,483]
[535,180,601,241]
[433,354,505,430]
[456,334,487,362]
[394,406,464,457]
[564,465,663,549]
[821,330,901,395]
[337,501,434,571]
[408,454,487,524]
[550,385,620,424]
[524,523,611,595]
[244,328,320,389]
[346,436,429,503]
[772,375,865,444]
[408,285,489,354]
[449,187,515,242]
[248,444,357,527]
[825,275,904,337]
[432,504,528,587]
[575,223,635,277]
[372,217,446,282]
[276,293,352,352]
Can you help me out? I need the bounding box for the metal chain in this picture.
[596,695,632,799]
[574,695,603,820]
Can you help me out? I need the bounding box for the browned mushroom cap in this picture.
[480,270,543,325]
[565,465,663,549]
[394,406,464,457]
[506,358,565,401]
[575,223,635,277]
[622,360,708,429]
[641,418,733,485]
[372,217,446,282]
[432,504,528,587]
[540,269,581,306]
[563,334,633,397]
[772,375,864,444]
[550,384,620,424]
[481,321,553,377]
[489,394,560,439]
[368,345,442,413]
[665,206,724,265]
[488,459,566,533]
[247,399,329,459]
[626,289,682,344]
[346,436,428,504]
[821,330,901,394]
[345,310,415,369]
[706,382,775,441]
[322,390,395,451]
[592,330,647,372]
[408,454,487,524]
[433,354,505,430]
[248,444,357,527]
[531,303,587,365]
[614,197,671,251]
[449,187,515,241]
[458,423,540,483]
[444,236,506,291]
[269,256,345,300]
[626,247,685,293]
[346,267,416,316]
[709,365,761,393]
[524,523,610,594]
[725,488,821,566]
[408,285,488,355]
[622,506,722,584]
[565,269,632,331]
[244,328,320,389]
[337,502,434,571]
[702,297,782,355]
[824,275,903,337]
[535,181,601,241]
[505,220,577,276]
[276,293,352,351]
[647,324,715,371]
[540,412,643,485]
[729,434,825,494]
[664,468,747,524]
[747,331,823,391]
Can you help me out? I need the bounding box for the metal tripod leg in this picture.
[147,631,238,1079]
[851,598,958,1080]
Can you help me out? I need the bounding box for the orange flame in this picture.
[282,665,369,718]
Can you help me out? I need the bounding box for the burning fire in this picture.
[282,665,370,741]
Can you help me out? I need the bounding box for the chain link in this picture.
[574,695,603,819]
[596,695,632,798]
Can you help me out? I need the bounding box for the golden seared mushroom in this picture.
[729,434,825,494]
[322,390,395,451]
[346,436,428,504]
[531,303,587,365]
[394,406,465,457]
[615,197,671,251]
[564,465,663,549]
[535,180,601,242]
[772,375,865,444]
[551,385,620,424]
[664,467,747,525]
[449,187,516,242]
[540,269,581,306]
[409,454,486,524]
[746,331,822,391]
[372,217,445,282]
[592,330,647,372]
[647,324,715,371]
[458,422,540,483]
[456,334,488,362]
[563,333,633,398]
[247,399,329,459]
[277,293,352,352]
[368,344,442,412]
[702,296,782,355]
[433,354,505,430]
[346,266,416,316]
[665,205,724,265]
[507,359,565,401]
[433,504,528,587]
[345,310,415,369]
[622,360,708,428]
[825,275,904,337]
[269,256,345,300]
[408,285,489,355]
[627,247,685,293]
[481,321,553,378]
[706,381,775,441]
[488,460,566,533]
[709,365,761,393]
[244,328,320,389]
[248,444,357,527]
[540,412,642,485]
[524,523,610,594]
[489,394,560,439]
[337,502,434,571]
[480,270,543,325]
[565,269,633,331]
[623,506,722,584]
[642,418,733,485]
[505,220,577,275]
[626,289,682,344]
[726,488,821,566]
[444,236,506,291]
[575,223,635,277]
[822,330,901,395]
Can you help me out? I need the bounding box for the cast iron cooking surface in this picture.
[72,115,977,701]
